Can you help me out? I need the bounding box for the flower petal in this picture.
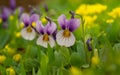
[18,7,24,18]
[21,27,36,40]
[45,22,57,35]
[48,36,55,48]
[56,30,75,47]
[10,0,16,10]
[30,14,39,24]
[36,35,48,48]
[20,13,30,27]
[67,19,80,32]
[36,35,55,48]
[2,7,11,22]
[36,21,44,34]
[58,14,67,30]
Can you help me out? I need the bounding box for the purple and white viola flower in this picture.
[56,14,80,47]
[20,13,39,40]
[36,20,56,48]
[0,7,11,22]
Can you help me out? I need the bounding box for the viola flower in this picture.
[20,13,39,40]
[36,20,56,48]
[86,38,92,51]
[0,7,11,28]
[0,7,11,22]
[56,14,80,47]
[10,0,16,11]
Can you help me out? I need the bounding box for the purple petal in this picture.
[20,13,30,27]
[30,14,39,24]
[36,21,44,34]
[10,0,16,10]
[2,7,11,22]
[18,7,24,18]
[67,19,80,32]
[58,14,67,30]
[45,22,57,35]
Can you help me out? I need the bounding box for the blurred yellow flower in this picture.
[106,19,114,23]
[84,15,97,24]
[15,32,21,37]
[0,55,6,64]
[0,18,2,23]
[19,22,24,28]
[10,15,14,20]
[41,18,47,23]
[108,7,120,18]
[13,54,22,62]
[32,22,36,27]
[70,66,82,75]
[76,4,107,15]
[91,49,100,65]
[6,67,16,75]
[5,45,16,56]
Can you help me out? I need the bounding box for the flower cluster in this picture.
[75,4,107,28]
[108,7,120,18]
[76,4,107,15]
[20,12,81,48]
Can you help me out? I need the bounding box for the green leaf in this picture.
[47,45,55,64]
[54,51,65,68]
[76,40,86,64]
[40,53,48,75]
[23,58,39,72]
[32,68,36,75]
[70,52,84,67]
[20,62,26,75]
[37,69,41,75]
[0,33,10,49]
[113,43,120,53]
[59,47,70,64]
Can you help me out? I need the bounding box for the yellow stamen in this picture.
[0,18,2,23]
[26,26,32,33]
[43,34,49,42]
[32,22,36,27]
[63,29,71,37]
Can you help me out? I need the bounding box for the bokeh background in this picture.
[0,0,120,75]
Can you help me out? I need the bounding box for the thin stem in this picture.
[81,18,88,64]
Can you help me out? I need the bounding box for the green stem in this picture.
[81,18,88,64]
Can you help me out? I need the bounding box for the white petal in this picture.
[48,36,55,48]
[56,30,65,46]
[56,30,75,47]
[36,35,48,48]
[36,35,55,48]
[21,27,36,40]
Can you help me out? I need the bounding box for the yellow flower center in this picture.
[43,34,49,42]
[63,29,71,37]
[26,26,32,33]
